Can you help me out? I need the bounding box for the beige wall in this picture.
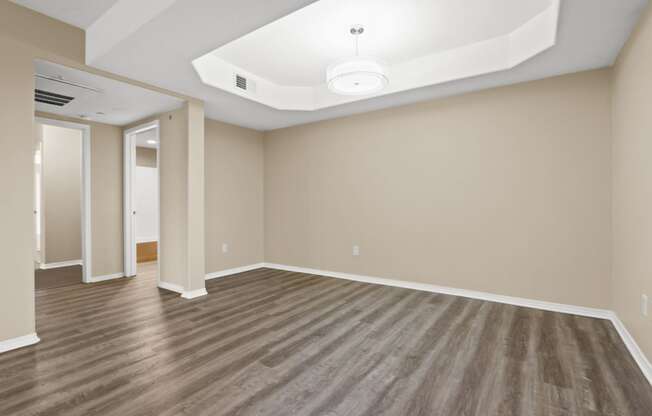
[0,35,38,341]
[265,70,613,309]
[37,112,124,278]
[205,119,264,274]
[186,100,206,292]
[41,124,82,263]
[89,121,124,277]
[136,147,157,168]
[612,4,652,360]
[0,2,84,64]
[158,108,189,287]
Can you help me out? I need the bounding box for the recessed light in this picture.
[147,140,157,145]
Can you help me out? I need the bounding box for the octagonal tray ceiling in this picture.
[193,0,560,111]
[19,0,642,130]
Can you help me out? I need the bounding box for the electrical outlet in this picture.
[222,243,229,254]
[352,245,360,256]
[643,294,649,317]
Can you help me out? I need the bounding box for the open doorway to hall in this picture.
[32,59,182,293]
[33,119,88,290]
[125,123,160,280]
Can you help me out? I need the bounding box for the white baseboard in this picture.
[40,259,83,270]
[158,282,208,299]
[609,313,652,385]
[158,281,185,295]
[136,237,158,244]
[263,263,611,319]
[0,333,40,354]
[87,272,124,283]
[181,288,208,299]
[205,263,265,280]
[263,262,651,385]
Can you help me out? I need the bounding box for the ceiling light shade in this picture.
[326,25,388,96]
[327,57,388,96]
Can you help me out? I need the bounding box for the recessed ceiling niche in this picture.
[192,0,560,111]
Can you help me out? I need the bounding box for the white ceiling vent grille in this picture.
[236,74,247,90]
[234,74,256,95]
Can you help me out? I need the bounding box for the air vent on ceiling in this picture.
[235,74,247,91]
[34,89,74,107]
[233,74,256,95]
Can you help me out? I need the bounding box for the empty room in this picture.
[0,0,651,415]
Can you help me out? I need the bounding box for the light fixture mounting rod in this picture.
[350,25,364,56]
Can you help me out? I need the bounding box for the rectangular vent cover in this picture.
[235,74,247,91]
[35,89,74,107]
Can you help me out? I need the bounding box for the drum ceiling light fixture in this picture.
[326,25,388,96]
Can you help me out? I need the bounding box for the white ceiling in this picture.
[17,0,650,131]
[11,0,119,29]
[215,0,552,87]
[35,60,183,126]
[195,0,558,111]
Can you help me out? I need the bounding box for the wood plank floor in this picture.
[34,265,82,290]
[1,262,651,416]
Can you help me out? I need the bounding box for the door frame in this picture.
[35,117,92,283]
[123,120,160,279]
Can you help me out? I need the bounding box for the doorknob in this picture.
[133,211,136,215]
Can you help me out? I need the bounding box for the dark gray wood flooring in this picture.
[34,264,82,290]
[1,263,651,415]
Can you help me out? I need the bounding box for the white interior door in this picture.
[135,166,159,243]
[124,131,137,277]
[33,142,42,264]
[124,120,160,278]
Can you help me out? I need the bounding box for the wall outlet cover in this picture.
[643,294,649,317]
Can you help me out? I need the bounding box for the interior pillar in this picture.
[185,100,206,297]
[158,100,206,298]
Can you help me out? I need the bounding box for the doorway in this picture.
[34,117,91,288]
[124,121,160,280]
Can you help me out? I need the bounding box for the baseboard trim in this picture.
[158,282,208,299]
[263,263,612,319]
[136,237,159,244]
[40,259,83,270]
[263,262,651,385]
[205,263,266,280]
[158,281,185,295]
[609,313,652,385]
[87,272,124,283]
[181,288,208,299]
[0,333,40,354]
